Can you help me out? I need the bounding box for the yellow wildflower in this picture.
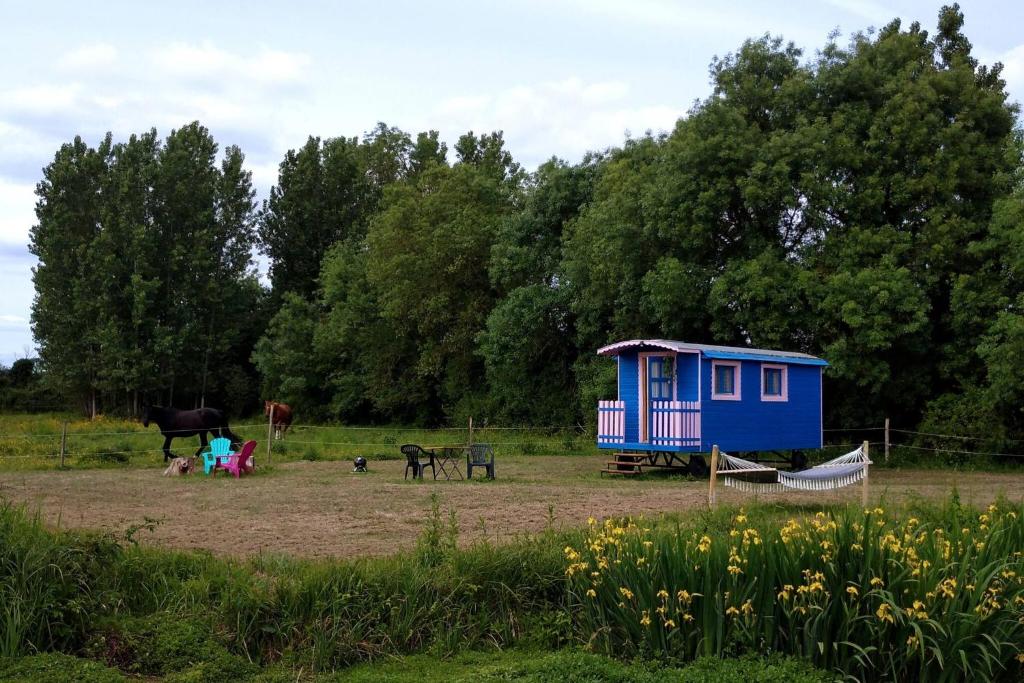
[728,565,743,576]
[640,610,651,626]
[619,587,634,600]
[846,586,859,598]
[657,589,669,600]
[677,589,692,604]
[664,619,676,629]
[682,613,695,622]
[870,577,885,588]
[586,589,597,598]
[741,600,754,616]
[697,535,712,553]
[907,635,919,648]
[876,603,895,624]
[725,606,739,617]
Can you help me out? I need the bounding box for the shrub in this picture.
[81,613,229,676]
[0,504,122,656]
[0,653,126,682]
[565,502,1024,681]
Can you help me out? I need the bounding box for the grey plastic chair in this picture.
[401,444,435,480]
[466,444,495,479]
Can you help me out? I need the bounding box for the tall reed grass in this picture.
[0,499,570,672]
[564,496,1024,681]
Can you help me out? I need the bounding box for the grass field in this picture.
[3,452,1023,558]
[4,413,1024,680]
[0,413,598,471]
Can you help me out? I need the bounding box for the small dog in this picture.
[162,456,195,476]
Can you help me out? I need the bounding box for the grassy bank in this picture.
[3,490,1024,679]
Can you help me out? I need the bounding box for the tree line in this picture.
[28,7,1024,448]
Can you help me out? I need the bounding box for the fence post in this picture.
[884,418,890,463]
[468,416,474,447]
[862,440,870,507]
[266,405,274,465]
[59,421,68,468]
[708,445,719,509]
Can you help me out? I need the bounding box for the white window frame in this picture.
[760,363,788,402]
[711,360,741,401]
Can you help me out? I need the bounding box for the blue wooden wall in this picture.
[699,360,822,452]
[676,353,699,401]
[618,351,639,443]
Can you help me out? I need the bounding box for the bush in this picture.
[0,504,122,656]
[565,502,1024,681]
[0,653,126,682]
[81,613,231,676]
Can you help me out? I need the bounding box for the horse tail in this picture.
[216,413,242,449]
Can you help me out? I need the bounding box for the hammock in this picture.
[717,446,871,493]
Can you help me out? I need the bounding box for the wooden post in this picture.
[708,445,720,509]
[59,421,68,468]
[862,440,870,507]
[468,416,474,447]
[266,404,274,465]
[884,418,890,463]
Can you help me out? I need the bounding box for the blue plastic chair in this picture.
[203,437,233,474]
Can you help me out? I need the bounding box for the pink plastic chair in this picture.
[213,440,257,478]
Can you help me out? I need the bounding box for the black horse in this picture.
[142,405,242,462]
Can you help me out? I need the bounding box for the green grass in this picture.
[2,461,1023,680]
[0,413,597,471]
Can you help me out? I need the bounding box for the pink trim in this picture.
[711,360,741,401]
[760,363,788,402]
[650,400,701,446]
[598,400,626,444]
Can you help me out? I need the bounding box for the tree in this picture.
[365,136,523,420]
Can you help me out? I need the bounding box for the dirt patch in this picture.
[1,457,1021,559]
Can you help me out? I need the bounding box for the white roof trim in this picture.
[596,339,825,362]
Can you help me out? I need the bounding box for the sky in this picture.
[1,0,1023,365]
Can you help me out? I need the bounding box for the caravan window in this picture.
[711,361,741,400]
[761,363,788,401]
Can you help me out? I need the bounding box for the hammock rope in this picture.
[717,446,871,493]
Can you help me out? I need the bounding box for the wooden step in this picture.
[600,468,642,476]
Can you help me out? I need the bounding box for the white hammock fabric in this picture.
[717,446,871,493]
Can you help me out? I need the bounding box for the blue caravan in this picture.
[596,339,828,475]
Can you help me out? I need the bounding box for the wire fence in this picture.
[0,418,1021,466]
[0,419,595,465]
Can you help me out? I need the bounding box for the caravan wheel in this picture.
[688,454,708,477]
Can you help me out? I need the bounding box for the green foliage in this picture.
[29,123,261,417]
[566,502,1024,681]
[27,5,1024,445]
[0,653,126,682]
[81,613,245,677]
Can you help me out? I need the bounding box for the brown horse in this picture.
[264,400,293,440]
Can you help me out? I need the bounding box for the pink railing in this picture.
[650,400,701,447]
[597,400,625,444]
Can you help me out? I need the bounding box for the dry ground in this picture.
[1,456,1022,559]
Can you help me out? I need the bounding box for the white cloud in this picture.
[434,77,682,166]
[58,42,118,70]
[0,179,36,247]
[4,83,83,115]
[821,0,894,23]
[151,41,312,86]
[1000,44,1024,108]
